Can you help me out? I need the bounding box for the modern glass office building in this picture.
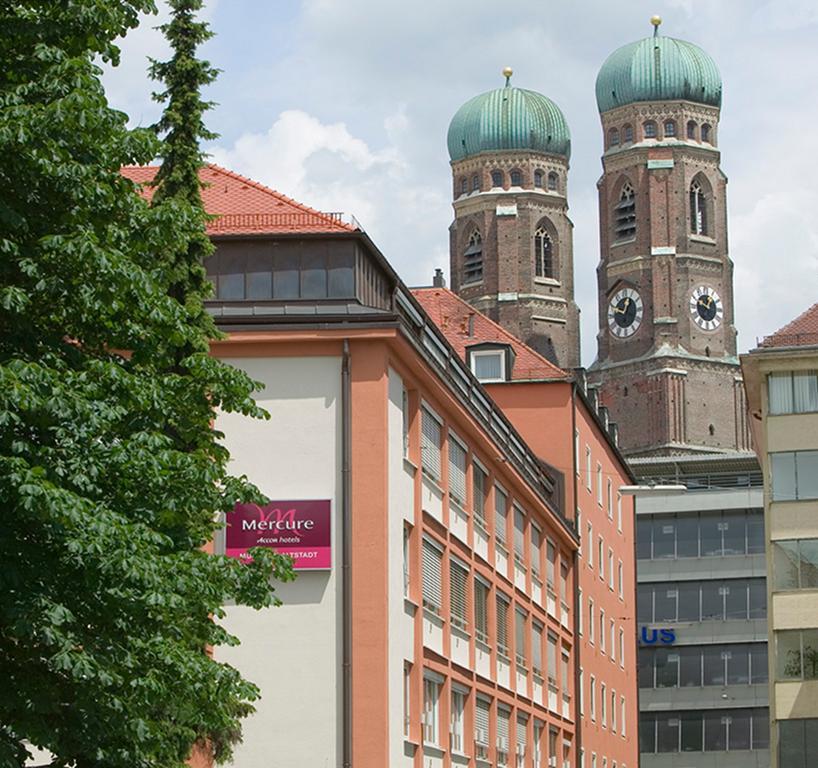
[632,453,770,768]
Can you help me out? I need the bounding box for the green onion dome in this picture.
[596,26,722,113]
[447,75,571,162]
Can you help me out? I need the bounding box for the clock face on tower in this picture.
[689,286,723,331]
[607,287,643,338]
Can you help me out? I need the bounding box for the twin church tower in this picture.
[446,18,750,457]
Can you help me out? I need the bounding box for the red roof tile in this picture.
[759,302,818,348]
[412,287,567,381]
[121,163,356,235]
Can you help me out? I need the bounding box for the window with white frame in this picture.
[771,450,818,501]
[588,522,594,566]
[471,349,506,382]
[620,695,626,737]
[563,739,571,768]
[497,592,510,657]
[590,676,597,721]
[404,662,411,737]
[600,609,606,653]
[607,479,613,518]
[610,620,616,663]
[561,648,571,701]
[423,674,441,745]
[450,687,466,753]
[597,464,603,505]
[514,506,526,565]
[450,558,469,630]
[601,683,607,727]
[402,387,410,457]
[497,707,511,767]
[586,446,592,489]
[517,714,528,768]
[473,461,487,530]
[768,370,818,414]
[448,434,467,507]
[475,697,491,759]
[534,721,544,768]
[474,576,489,644]
[495,485,508,547]
[515,608,528,669]
[546,540,556,591]
[574,430,580,474]
[421,538,443,615]
[598,537,604,580]
[617,493,622,531]
[619,628,625,667]
[579,668,584,714]
[403,525,410,597]
[421,406,442,481]
[560,562,569,609]
[608,549,614,590]
[618,561,623,599]
[532,621,544,676]
[611,689,617,733]
[549,729,558,768]
[589,599,595,644]
[578,589,584,636]
[592,754,597,768]
[576,509,582,556]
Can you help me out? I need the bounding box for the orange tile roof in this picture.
[412,287,567,381]
[759,302,818,348]
[121,163,356,235]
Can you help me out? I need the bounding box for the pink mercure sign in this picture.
[226,500,331,570]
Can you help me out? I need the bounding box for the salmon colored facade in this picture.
[414,288,638,768]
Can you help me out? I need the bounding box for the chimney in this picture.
[433,268,446,288]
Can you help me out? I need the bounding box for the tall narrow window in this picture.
[403,663,412,736]
[546,541,556,591]
[532,622,544,676]
[491,170,504,188]
[421,538,443,614]
[534,225,555,278]
[423,676,441,745]
[495,486,509,547]
[664,120,676,137]
[701,123,712,143]
[475,697,491,759]
[534,169,544,188]
[497,593,510,656]
[471,173,480,192]
[608,127,620,147]
[614,182,636,240]
[497,708,511,767]
[690,181,708,235]
[448,435,467,507]
[514,507,526,565]
[421,407,442,481]
[687,120,697,139]
[510,169,523,187]
[531,525,542,578]
[460,177,468,195]
[473,462,487,530]
[450,558,469,630]
[643,120,657,138]
[451,689,465,753]
[474,577,489,643]
[547,172,559,192]
[517,715,528,768]
[623,124,634,143]
[403,526,410,597]
[515,609,528,668]
[463,230,483,284]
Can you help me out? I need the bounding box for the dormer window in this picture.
[466,343,511,384]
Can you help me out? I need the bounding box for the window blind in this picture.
[473,464,487,527]
[546,542,556,588]
[532,623,543,673]
[449,436,467,504]
[517,715,528,753]
[496,593,510,655]
[422,539,442,613]
[515,609,527,666]
[421,407,442,480]
[450,559,468,629]
[475,697,490,744]
[495,487,508,545]
[560,562,568,603]
[547,633,558,683]
[497,707,510,750]
[514,507,525,558]
[474,578,489,642]
[531,525,542,576]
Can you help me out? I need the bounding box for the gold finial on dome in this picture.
[650,15,662,35]
[502,66,513,86]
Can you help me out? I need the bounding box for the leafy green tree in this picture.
[0,3,293,767]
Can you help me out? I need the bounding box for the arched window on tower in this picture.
[664,120,676,138]
[689,180,709,236]
[463,230,483,284]
[687,120,697,140]
[547,172,559,192]
[459,177,468,196]
[614,182,636,241]
[608,127,620,147]
[491,170,504,188]
[534,224,555,279]
[623,124,634,143]
[510,169,523,187]
[701,124,712,143]
[643,120,658,139]
[471,174,481,192]
[534,170,544,188]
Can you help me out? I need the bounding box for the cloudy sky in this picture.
[103,0,818,365]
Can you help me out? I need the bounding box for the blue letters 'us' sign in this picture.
[640,627,676,645]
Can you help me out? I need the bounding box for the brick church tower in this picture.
[588,18,750,456]
[447,69,581,369]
